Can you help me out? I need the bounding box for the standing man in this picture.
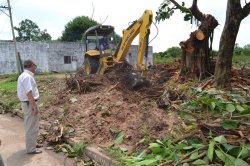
[17,59,42,154]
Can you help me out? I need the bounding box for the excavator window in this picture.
[99,37,110,50]
[87,42,97,50]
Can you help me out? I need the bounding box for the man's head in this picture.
[23,59,37,73]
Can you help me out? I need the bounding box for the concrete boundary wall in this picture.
[0,40,153,74]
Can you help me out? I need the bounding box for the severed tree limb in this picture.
[232,114,250,118]
[174,146,207,166]
[176,151,206,165]
[173,129,200,143]
[199,130,208,145]
[158,160,173,166]
[75,79,81,94]
[200,77,214,90]
[105,82,119,92]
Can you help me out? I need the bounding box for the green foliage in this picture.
[207,140,215,161]
[121,134,250,165]
[243,44,250,54]
[220,120,238,130]
[233,43,250,67]
[114,131,125,144]
[60,16,98,41]
[0,81,16,92]
[155,0,174,22]
[14,19,51,41]
[154,47,181,58]
[233,54,250,68]
[155,0,192,23]
[121,139,206,166]
[184,88,249,115]
[54,142,87,158]
[0,75,20,113]
[153,46,181,64]
[234,43,250,56]
[122,88,249,165]
[165,47,182,58]
[106,146,128,160]
[214,143,250,166]
[154,55,177,64]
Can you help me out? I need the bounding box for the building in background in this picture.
[0,40,153,74]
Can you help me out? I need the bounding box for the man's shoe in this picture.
[36,144,43,148]
[27,149,42,154]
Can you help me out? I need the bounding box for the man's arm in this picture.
[27,91,39,115]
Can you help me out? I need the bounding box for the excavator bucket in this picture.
[128,73,149,89]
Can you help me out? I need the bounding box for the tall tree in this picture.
[60,16,98,41]
[14,19,51,41]
[214,0,250,88]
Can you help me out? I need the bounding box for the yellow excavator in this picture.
[83,10,153,88]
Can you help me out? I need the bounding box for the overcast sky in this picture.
[0,0,249,52]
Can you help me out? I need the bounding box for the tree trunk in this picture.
[177,0,218,80]
[179,17,218,80]
[214,0,243,88]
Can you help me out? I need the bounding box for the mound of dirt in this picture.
[41,61,250,152]
[42,62,182,151]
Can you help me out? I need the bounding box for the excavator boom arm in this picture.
[114,10,153,71]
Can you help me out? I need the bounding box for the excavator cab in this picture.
[83,25,117,74]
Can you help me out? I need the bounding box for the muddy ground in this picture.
[38,61,250,153]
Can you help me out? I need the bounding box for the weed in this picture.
[106,145,128,161]
[63,106,70,112]
[138,124,150,138]
[54,142,88,158]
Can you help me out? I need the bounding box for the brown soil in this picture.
[39,62,250,152]
[39,62,181,151]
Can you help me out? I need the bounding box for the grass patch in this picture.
[0,74,18,92]
[0,81,17,92]
[0,74,19,112]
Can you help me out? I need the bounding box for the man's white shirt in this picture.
[17,69,39,101]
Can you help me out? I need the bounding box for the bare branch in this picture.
[168,0,183,9]
[242,2,250,19]
[100,15,109,25]
[0,8,9,16]
[91,2,95,20]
